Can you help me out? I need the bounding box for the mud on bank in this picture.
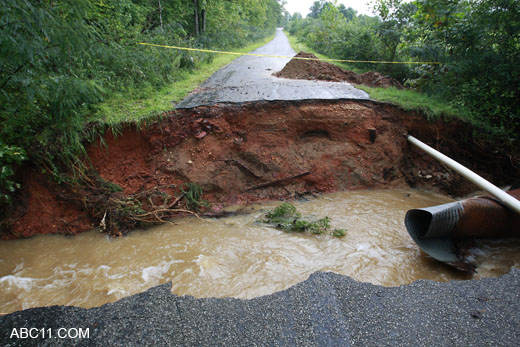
[2,99,519,238]
[274,51,404,89]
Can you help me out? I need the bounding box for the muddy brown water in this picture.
[2,189,519,314]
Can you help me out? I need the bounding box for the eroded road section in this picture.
[176,28,369,108]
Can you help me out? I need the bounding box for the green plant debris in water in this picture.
[260,203,346,237]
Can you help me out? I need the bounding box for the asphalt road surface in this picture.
[1,270,519,346]
[176,28,369,108]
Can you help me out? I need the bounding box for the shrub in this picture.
[0,143,27,204]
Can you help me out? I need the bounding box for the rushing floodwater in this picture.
[1,189,519,314]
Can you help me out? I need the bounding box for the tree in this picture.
[337,4,356,21]
[193,0,205,35]
[292,12,303,21]
[308,0,326,18]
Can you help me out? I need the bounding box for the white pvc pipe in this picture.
[407,135,520,214]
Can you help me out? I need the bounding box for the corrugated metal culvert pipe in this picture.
[404,135,520,272]
[405,189,520,272]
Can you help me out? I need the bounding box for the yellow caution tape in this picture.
[138,42,441,65]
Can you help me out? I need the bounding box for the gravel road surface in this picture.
[176,28,369,108]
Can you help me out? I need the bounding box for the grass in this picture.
[284,30,364,73]
[181,182,208,212]
[95,34,276,124]
[356,85,471,120]
[284,30,473,122]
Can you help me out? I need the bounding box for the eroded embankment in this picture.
[3,99,519,238]
[274,51,404,89]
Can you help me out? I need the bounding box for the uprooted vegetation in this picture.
[1,167,210,238]
[2,99,519,239]
[64,173,209,237]
[259,203,346,237]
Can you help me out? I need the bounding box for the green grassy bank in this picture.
[96,34,275,125]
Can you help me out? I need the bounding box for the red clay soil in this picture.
[2,172,92,238]
[274,51,404,89]
[3,99,518,239]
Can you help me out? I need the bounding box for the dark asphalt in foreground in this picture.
[1,270,519,346]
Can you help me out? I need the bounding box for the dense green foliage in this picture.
[0,0,283,203]
[260,203,346,237]
[0,143,27,204]
[287,0,520,137]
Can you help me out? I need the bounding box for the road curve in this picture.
[176,28,369,108]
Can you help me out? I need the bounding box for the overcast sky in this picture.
[284,0,375,17]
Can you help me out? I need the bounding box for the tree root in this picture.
[58,170,207,237]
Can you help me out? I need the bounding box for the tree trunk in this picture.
[200,9,206,33]
[193,0,200,36]
[158,0,164,32]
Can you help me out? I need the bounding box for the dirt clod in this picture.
[274,51,404,89]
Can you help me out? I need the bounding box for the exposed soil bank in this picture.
[3,99,519,238]
[274,51,404,88]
